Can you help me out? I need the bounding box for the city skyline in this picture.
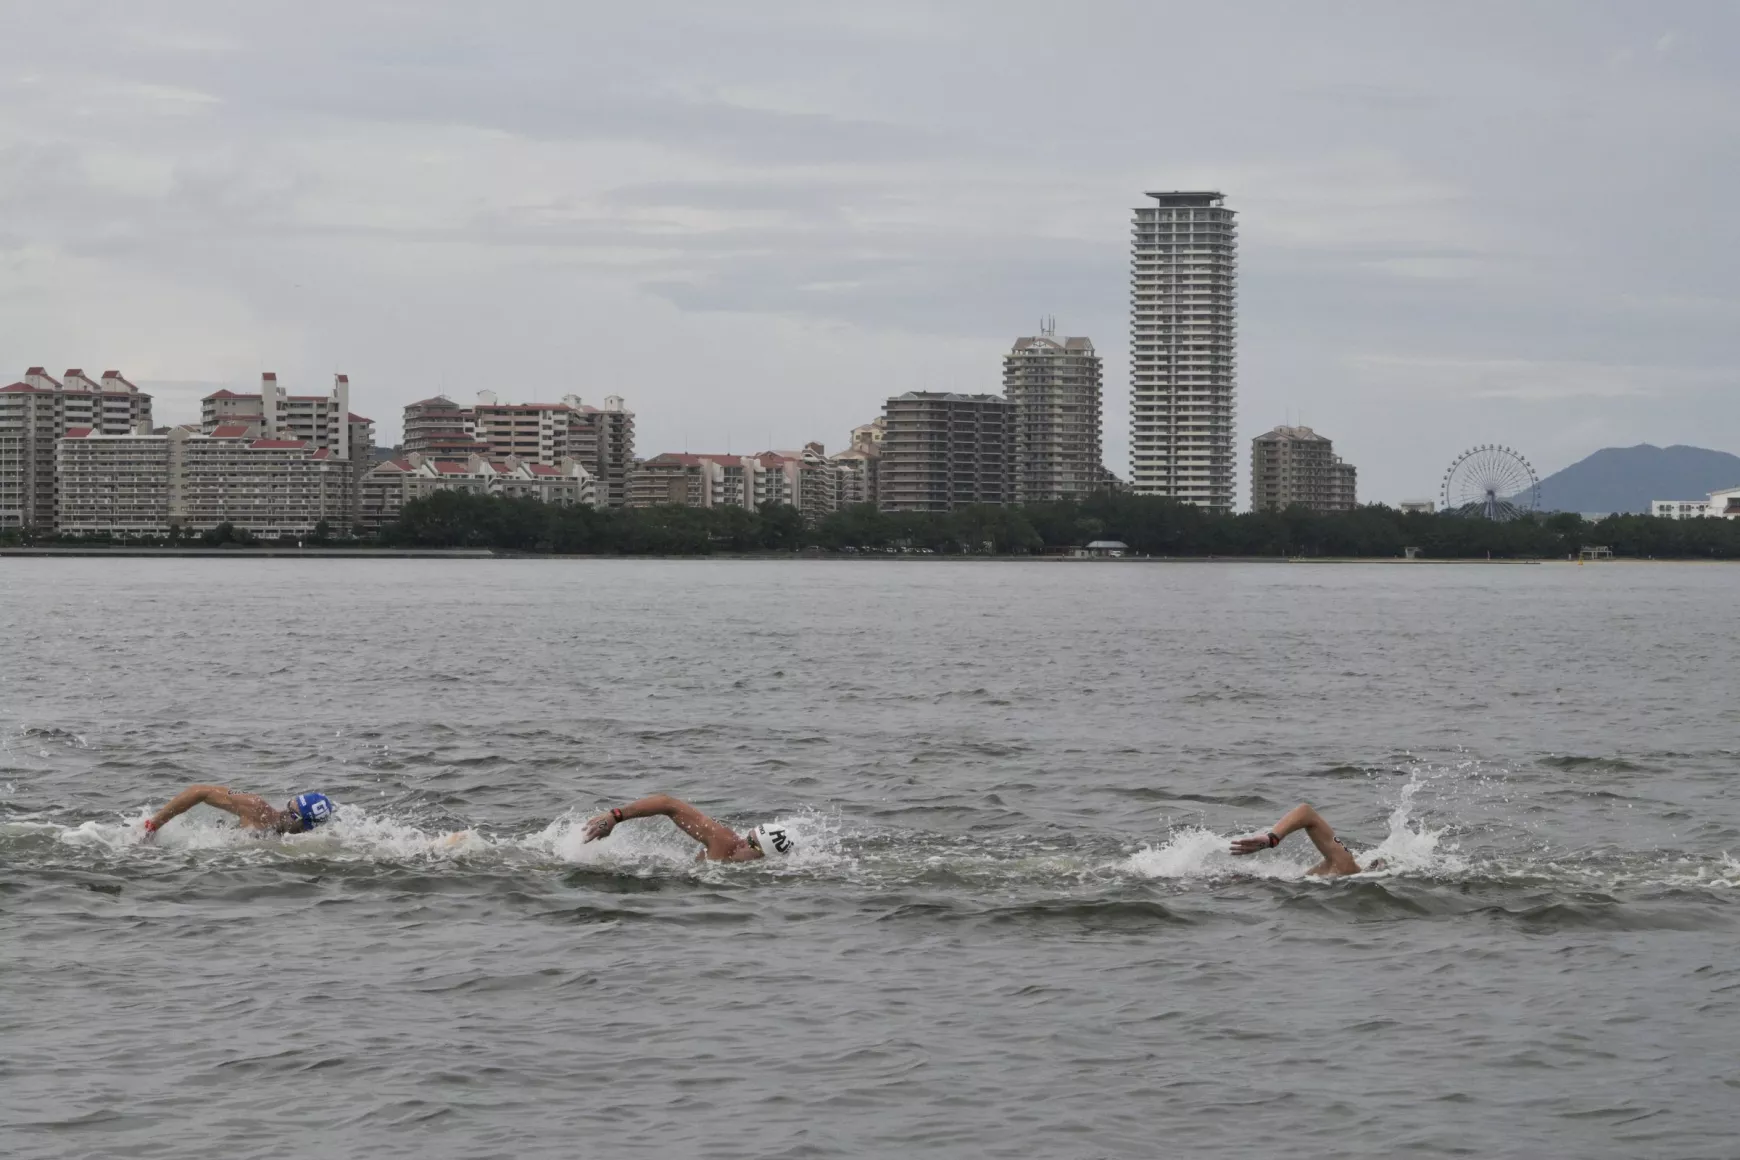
[1,4,1736,504]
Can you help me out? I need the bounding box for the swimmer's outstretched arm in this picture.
[1230,802,1360,876]
[583,794,741,859]
[145,785,275,834]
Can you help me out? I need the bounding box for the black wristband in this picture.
[611,808,623,823]
[1266,831,1281,848]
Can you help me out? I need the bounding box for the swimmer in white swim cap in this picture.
[584,794,794,862]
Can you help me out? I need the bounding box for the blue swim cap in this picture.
[291,792,335,830]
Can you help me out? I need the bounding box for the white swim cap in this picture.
[751,823,795,858]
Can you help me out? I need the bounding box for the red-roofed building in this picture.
[358,452,596,531]
[200,371,368,464]
[403,390,634,506]
[625,446,836,518]
[2,364,152,530]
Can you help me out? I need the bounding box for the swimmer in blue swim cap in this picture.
[142,785,335,837]
[584,794,793,862]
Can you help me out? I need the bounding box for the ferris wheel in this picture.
[1440,445,1540,520]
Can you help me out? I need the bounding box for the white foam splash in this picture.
[40,805,490,860]
[1123,826,1313,880]
[1124,773,1465,882]
[1358,774,1467,877]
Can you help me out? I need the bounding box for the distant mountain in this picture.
[1531,444,1740,514]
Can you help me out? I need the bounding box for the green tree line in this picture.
[375,490,1740,558]
[11,491,1740,557]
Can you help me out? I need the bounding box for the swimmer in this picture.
[1230,802,1381,876]
[142,785,336,837]
[583,794,793,862]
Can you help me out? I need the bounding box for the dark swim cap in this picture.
[291,793,335,829]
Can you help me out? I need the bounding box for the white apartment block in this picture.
[56,426,354,538]
[1651,487,1740,519]
[358,453,596,531]
[54,430,173,535]
[1,367,153,529]
[1130,191,1238,511]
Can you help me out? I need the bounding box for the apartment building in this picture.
[405,391,635,506]
[55,430,174,535]
[359,453,595,531]
[402,395,489,457]
[877,392,1015,512]
[1249,425,1357,513]
[201,372,373,462]
[1,367,153,529]
[824,418,884,508]
[56,425,353,537]
[626,449,836,517]
[830,448,878,507]
[1130,191,1238,511]
[1004,328,1103,503]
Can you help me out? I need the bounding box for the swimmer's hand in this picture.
[1229,831,1281,856]
[583,812,617,842]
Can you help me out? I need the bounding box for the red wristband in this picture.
[1266,831,1280,848]
[611,808,623,823]
[143,818,158,833]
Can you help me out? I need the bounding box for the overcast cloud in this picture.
[2,0,1736,502]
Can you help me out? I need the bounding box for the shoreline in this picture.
[0,547,1724,563]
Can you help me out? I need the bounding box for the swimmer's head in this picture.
[745,823,794,860]
[278,792,335,834]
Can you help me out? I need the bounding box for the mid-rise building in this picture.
[1130,191,1238,511]
[201,372,372,461]
[200,372,374,516]
[402,395,489,457]
[54,429,174,536]
[824,418,884,508]
[878,392,1015,511]
[1250,425,1357,513]
[1651,488,1740,519]
[1,367,153,530]
[404,391,635,506]
[56,425,353,538]
[1004,327,1103,503]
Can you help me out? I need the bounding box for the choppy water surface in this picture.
[3,558,1738,1159]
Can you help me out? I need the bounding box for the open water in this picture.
[2,558,1738,1159]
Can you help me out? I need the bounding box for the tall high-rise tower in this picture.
[1004,323,1103,503]
[1129,191,1237,511]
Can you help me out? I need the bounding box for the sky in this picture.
[2,0,1736,505]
